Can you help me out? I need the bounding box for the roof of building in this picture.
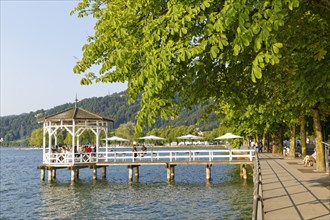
[43,107,114,122]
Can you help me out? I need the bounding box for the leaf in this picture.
[243,38,250,47]
[210,46,219,58]
[233,44,240,56]
[314,48,327,61]
[252,24,260,35]
[254,38,262,51]
[252,65,262,79]
[274,43,283,48]
[251,71,256,83]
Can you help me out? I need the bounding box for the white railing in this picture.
[44,152,98,165]
[43,149,255,165]
[102,149,255,163]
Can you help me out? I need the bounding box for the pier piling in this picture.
[48,169,53,182]
[128,166,133,182]
[240,164,247,179]
[71,169,77,182]
[128,165,139,182]
[93,166,97,180]
[40,167,45,181]
[206,164,212,181]
[52,169,56,179]
[167,164,176,182]
[102,166,107,178]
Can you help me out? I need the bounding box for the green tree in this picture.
[72,0,329,170]
[115,122,135,142]
[71,0,301,132]
[30,128,43,146]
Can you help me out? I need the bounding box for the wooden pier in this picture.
[38,149,255,183]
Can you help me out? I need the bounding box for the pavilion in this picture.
[40,106,114,166]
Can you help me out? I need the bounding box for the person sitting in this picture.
[303,148,316,166]
[140,145,147,157]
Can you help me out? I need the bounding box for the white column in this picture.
[48,126,52,156]
[72,120,75,165]
[105,122,109,162]
[96,121,100,162]
[43,122,46,162]
[54,130,58,146]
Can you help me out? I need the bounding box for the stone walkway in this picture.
[259,153,330,220]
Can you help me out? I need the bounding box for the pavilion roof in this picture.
[43,107,114,122]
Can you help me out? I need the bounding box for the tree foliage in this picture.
[29,128,43,146]
[71,0,304,133]
[71,0,329,170]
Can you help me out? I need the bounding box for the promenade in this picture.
[259,153,330,220]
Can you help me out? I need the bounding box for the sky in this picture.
[0,0,127,116]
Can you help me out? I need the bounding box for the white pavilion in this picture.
[40,106,114,166]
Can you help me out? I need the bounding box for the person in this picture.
[140,145,147,157]
[132,146,138,158]
[86,146,92,153]
[303,148,316,166]
[257,142,263,153]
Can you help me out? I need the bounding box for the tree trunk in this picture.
[300,115,307,158]
[262,133,266,152]
[289,125,296,159]
[271,130,282,155]
[313,108,325,171]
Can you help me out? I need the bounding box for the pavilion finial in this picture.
[75,94,79,108]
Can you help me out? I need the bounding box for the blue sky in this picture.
[1,0,127,116]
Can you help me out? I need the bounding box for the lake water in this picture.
[0,148,253,219]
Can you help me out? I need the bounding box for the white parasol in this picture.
[139,135,166,140]
[215,133,243,140]
[104,136,129,142]
[176,134,203,140]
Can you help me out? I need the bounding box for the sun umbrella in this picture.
[104,136,129,156]
[104,136,129,142]
[176,134,203,140]
[215,133,243,140]
[139,135,166,140]
[176,134,203,146]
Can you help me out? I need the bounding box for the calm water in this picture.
[0,148,253,219]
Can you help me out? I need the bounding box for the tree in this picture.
[115,122,135,142]
[71,0,301,132]
[72,0,329,170]
[30,128,43,146]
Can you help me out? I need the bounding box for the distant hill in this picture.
[0,91,218,145]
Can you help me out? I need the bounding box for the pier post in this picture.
[170,165,175,181]
[206,164,212,181]
[71,169,77,182]
[52,169,56,179]
[93,166,97,180]
[102,166,107,179]
[48,168,53,182]
[40,168,45,181]
[128,166,133,182]
[134,166,139,182]
[240,164,247,179]
[166,164,175,182]
[76,169,80,179]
